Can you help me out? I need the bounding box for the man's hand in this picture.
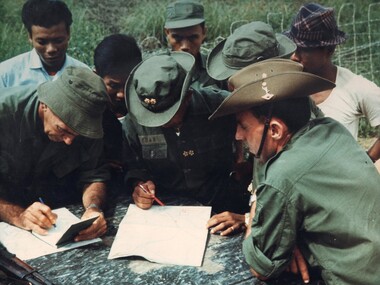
[18,202,57,235]
[75,207,107,241]
[132,180,156,209]
[207,212,245,236]
[287,246,310,284]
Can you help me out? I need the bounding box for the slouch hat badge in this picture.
[261,73,274,100]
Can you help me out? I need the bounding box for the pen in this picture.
[138,184,165,206]
[38,197,56,228]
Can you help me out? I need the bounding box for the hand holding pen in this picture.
[132,180,165,209]
[16,199,58,235]
[138,184,165,206]
[38,198,56,228]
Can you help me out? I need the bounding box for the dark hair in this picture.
[21,0,72,35]
[94,34,142,78]
[251,97,311,134]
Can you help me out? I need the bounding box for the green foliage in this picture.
[0,0,378,137]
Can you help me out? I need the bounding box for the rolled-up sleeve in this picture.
[242,184,298,278]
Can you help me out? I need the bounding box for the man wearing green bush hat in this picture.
[0,66,110,241]
[123,51,249,218]
[207,21,296,82]
[164,0,221,89]
[209,62,380,284]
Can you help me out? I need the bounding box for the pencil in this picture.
[38,197,57,227]
[138,184,165,206]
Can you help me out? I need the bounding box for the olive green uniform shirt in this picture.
[0,86,109,208]
[243,117,380,285]
[123,87,248,213]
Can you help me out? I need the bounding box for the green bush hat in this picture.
[228,58,303,90]
[207,21,297,81]
[37,66,109,139]
[164,0,205,29]
[209,63,335,120]
[125,51,195,127]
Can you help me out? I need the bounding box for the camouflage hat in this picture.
[37,66,109,139]
[207,21,297,81]
[165,0,205,29]
[209,62,335,120]
[125,51,195,127]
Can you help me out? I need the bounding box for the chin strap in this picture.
[255,103,274,159]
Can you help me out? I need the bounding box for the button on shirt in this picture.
[0,48,88,88]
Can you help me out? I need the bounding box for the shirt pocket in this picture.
[139,134,167,160]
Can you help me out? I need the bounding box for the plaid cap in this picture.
[165,0,205,29]
[284,3,347,47]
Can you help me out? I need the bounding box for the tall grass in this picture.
[0,0,378,137]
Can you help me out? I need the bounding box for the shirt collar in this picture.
[29,48,44,70]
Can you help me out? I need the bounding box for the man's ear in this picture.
[269,119,286,141]
[41,102,46,109]
[164,28,170,37]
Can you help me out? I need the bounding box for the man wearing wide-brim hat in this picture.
[285,2,380,165]
[0,66,109,240]
[209,63,380,284]
[123,51,249,220]
[206,21,322,238]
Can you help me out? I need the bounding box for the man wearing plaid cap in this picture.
[285,3,380,166]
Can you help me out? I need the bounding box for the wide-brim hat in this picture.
[228,58,303,90]
[207,21,296,81]
[125,51,195,127]
[38,66,108,139]
[209,71,335,120]
[284,3,347,48]
[164,0,205,29]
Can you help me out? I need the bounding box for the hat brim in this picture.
[228,58,304,90]
[164,19,205,29]
[276,33,297,58]
[207,34,297,81]
[283,30,347,48]
[209,71,335,120]
[125,51,195,127]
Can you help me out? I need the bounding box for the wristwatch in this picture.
[86,203,101,211]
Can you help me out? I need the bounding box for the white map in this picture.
[108,205,211,267]
[0,208,101,260]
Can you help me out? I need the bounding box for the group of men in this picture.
[0,0,379,284]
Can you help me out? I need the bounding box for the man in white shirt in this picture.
[0,0,88,88]
[285,3,380,164]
